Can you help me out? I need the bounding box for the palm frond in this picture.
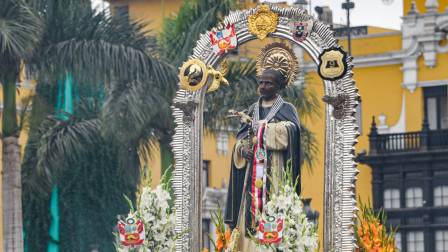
[36,116,102,184]
[38,12,177,86]
[300,125,319,170]
[204,60,259,129]
[0,0,42,67]
[159,0,234,66]
[101,78,171,144]
[282,76,321,121]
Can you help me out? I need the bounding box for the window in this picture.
[202,160,210,190]
[407,231,424,252]
[395,232,402,251]
[436,230,448,252]
[384,189,400,209]
[424,86,448,130]
[434,186,448,207]
[216,131,229,155]
[406,187,423,208]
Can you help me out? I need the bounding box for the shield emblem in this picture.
[117,212,145,247]
[290,20,313,42]
[210,23,238,55]
[318,47,348,81]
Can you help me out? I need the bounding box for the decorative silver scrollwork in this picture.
[322,93,349,119]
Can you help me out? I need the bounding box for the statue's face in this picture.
[258,71,281,100]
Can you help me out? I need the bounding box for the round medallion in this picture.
[255,148,267,161]
[179,58,208,92]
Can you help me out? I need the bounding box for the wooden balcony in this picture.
[368,118,448,155]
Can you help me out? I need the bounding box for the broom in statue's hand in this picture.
[225,110,254,252]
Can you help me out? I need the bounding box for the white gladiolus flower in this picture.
[120,185,177,252]
[255,174,318,252]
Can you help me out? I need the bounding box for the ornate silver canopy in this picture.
[171,4,360,252]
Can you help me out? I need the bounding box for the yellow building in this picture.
[106,0,448,251]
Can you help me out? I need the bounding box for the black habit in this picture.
[224,100,301,231]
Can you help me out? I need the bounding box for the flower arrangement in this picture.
[355,200,397,252]
[209,163,318,252]
[209,205,232,252]
[115,166,178,252]
[254,181,319,251]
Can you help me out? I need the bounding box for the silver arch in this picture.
[171,4,360,252]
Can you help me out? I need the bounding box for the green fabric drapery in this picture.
[48,73,74,252]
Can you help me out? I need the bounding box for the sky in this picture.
[92,0,404,30]
[266,0,404,30]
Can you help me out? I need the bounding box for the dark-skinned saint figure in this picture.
[224,43,301,250]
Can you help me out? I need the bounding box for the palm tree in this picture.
[159,0,320,166]
[1,0,175,250]
[0,1,41,250]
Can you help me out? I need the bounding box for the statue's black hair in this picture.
[262,68,287,89]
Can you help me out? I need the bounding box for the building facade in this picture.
[358,1,448,251]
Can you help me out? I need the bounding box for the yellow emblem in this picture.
[248,5,278,40]
[318,47,348,81]
[179,59,208,92]
[205,66,229,93]
[255,179,263,189]
[179,58,229,92]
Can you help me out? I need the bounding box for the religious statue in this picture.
[224,43,301,250]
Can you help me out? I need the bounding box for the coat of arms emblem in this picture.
[290,20,313,42]
[248,4,278,40]
[258,214,284,245]
[117,212,145,247]
[210,23,237,55]
[318,47,348,81]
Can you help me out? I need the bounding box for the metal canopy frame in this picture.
[171,4,360,251]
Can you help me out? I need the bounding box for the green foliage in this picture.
[17,1,174,251]
[0,0,41,67]
[159,0,234,66]
[0,0,40,137]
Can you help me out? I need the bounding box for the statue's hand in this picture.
[241,146,253,161]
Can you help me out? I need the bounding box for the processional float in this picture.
[172,4,359,251]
